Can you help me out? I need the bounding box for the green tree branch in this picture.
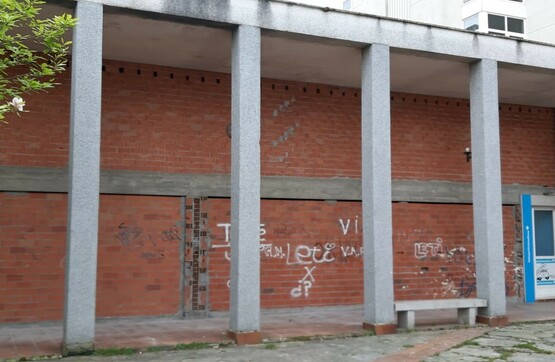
[0,0,76,123]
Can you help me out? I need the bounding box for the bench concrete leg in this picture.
[457,307,477,326]
[397,311,415,329]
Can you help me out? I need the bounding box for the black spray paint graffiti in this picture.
[161,226,180,241]
[413,236,514,298]
[115,223,181,260]
[458,277,511,298]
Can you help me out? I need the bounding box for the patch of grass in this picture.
[362,330,376,337]
[498,350,514,360]
[486,347,514,361]
[460,340,480,346]
[264,343,278,350]
[288,335,313,342]
[94,347,137,356]
[513,342,552,354]
[402,344,414,348]
[174,342,211,351]
[2,355,61,362]
[452,335,484,349]
[145,346,170,353]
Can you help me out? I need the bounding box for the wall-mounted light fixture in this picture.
[464,147,472,162]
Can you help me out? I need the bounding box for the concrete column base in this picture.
[227,330,262,345]
[62,342,95,356]
[476,315,509,327]
[362,322,397,335]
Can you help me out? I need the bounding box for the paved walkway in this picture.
[1,301,554,361]
[50,321,555,362]
[55,328,492,362]
[426,322,555,361]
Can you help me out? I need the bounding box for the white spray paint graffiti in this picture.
[338,215,359,235]
[213,217,363,297]
[290,266,316,298]
[286,243,336,265]
[213,223,267,260]
[414,237,444,258]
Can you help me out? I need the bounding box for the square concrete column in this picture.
[228,25,261,345]
[361,44,396,335]
[63,0,103,355]
[469,59,508,327]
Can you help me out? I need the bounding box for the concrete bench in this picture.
[394,298,487,329]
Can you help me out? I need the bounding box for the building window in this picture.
[507,17,524,33]
[488,14,505,31]
[487,14,525,37]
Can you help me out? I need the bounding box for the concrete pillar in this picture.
[469,59,508,327]
[361,44,396,335]
[228,25,261,345]
[63,1,103,355]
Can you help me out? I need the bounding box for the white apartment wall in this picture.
[461,0,527,38]
[461,0,526,20]
[343,0,555,44]
[388,0,411,18]
[348,0,387,15]
[410,0,462,28]
[526,0,555,44]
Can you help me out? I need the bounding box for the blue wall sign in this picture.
[521,194,535,303]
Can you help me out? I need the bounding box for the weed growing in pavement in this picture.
[174,342,211,350]
[460,339,480,346]
[94,347,137,356]
[513,342,552,354]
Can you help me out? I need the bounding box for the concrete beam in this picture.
[63,0,103,355]
[80,0,555,71]
[1,166,553,205]
[470,59,507,322]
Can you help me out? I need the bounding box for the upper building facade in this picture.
[341,0,555,44]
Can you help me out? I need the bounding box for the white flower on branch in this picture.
[9,97,25,112]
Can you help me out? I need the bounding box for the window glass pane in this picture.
[507,17,524,33]
[488,14,505,31]
[535,210,555,256]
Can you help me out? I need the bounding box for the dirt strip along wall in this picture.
[1,60,553,322]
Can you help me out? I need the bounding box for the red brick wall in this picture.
[0,196,520,321]
[206,199,517,312]
[0,59,546,322]
[96,195,182,318]
[0,193,66,323]
[392,204,517,301]
[207,199,365,311]
[0,193,182,323]
[1,60,553,185]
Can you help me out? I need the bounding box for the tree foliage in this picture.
[0,0,76,122]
